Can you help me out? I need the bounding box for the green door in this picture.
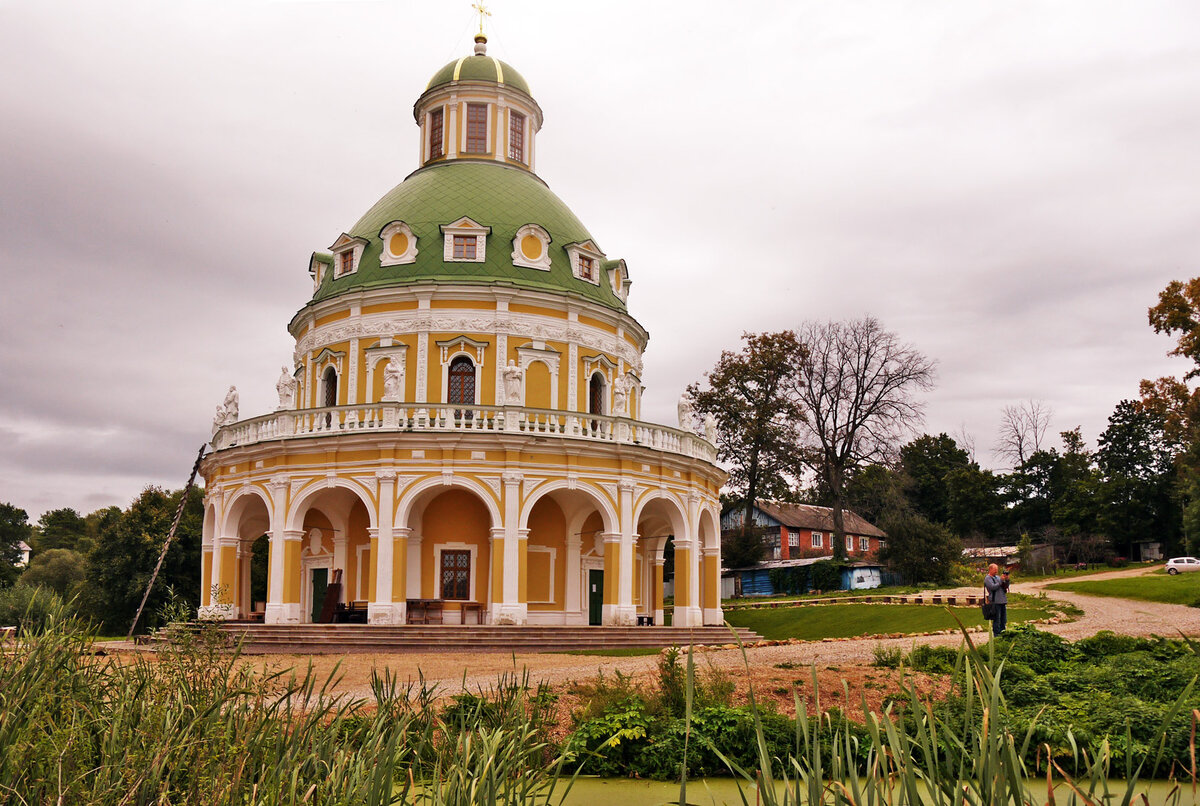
[588,570,603,626]
[310,568,329,623]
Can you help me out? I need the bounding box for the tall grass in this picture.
[2,602,1195,805]
[717,625,1195,806]
[0,603,575,805]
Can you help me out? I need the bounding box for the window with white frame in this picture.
[508,110,525,162]
[441,217,490,263]
[511,224,551,270]
[788,531,799,548]
[859,536,870,552]
[328,233,367,278]
[428,107,444,160]
[845,535,854,552]
[565,241,604,285]
[465,103,488,153]
[811,531,823,548]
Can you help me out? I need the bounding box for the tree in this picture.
[689,331,806,531]
[0,504,31,588]
[900,433,972,527]
[1096,399,1180,555]
[1148,278,1200,376]
[76,486,203,633]
[995,400,1052,467]
[791,317,936,560]
[876,512,961,584]
[32,508,90,554]
[19,548,86,597]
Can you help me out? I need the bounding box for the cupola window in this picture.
[508,111,525,162]
[511,224,551,271]
[466,103,488,153]
[565,240,605,286]
[441,217,490,263]
[379,221,418,266]
[328,233,368,278]
[429,107,444,160]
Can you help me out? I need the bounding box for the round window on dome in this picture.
[512,224,551,271]
[379,221,418,267]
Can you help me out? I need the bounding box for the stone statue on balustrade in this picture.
[382,357,405,402]
[704,413,718,444]
[276,366,298,410]
[502,360,524,406]
[612,374,630,417]
[212,386,240,435]
[677,393,696,432]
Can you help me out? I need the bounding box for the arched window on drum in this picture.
[448,355,476,418]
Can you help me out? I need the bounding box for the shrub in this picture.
[0,584,66,632]
[906,644,958,675]
[810,560,846,592]
[871,644,902,668]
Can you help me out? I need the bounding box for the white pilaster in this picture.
[494,471,527,624]
[369,470,402,624]
[565,534,582,615]
[612,478,637,625]
[702,546,724,626]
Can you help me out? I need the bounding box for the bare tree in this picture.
[791,317,937,560]
[995,399,1052,467]
[952,422,977,463]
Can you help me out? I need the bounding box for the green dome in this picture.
[426,52,531,97]
[311,161,625,311]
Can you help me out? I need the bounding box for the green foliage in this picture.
[905,644,959,675]
[19,548,86,596]
[725,602,1052,641]
[871,644,902,668]
[0,503,31,589]
[33,507,91,554]
[808,559,845,592]
[77,485,204,633]
[0,584,65,632]
[877,511,961,584]
[767,564,809,595]
[721,524,767,569]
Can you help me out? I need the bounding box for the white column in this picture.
[348,337,360,405]
[611,478,637,625]
[237,543,251,617]
[447,101,459,158]
[494,471,527,624]
[370,470,402,624]
[702,545,724,626]
[565,534,582,620]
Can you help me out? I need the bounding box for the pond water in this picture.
[560,777,1199,806]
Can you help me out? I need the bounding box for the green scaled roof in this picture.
[426,54,531,96]
[311,161,627,311]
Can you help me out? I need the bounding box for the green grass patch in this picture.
[556,647,661,657]
[1048,571,1200,606]
[724,602,1048,641]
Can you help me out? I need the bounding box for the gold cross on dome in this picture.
[472,1,491,36]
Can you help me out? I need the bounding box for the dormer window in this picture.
[508,111,525,162]
[441,217,491,263]
[466,103,488,154]
[328,233,368,278]
[309,253,332,292]
[379,220,418,266]
[511,224,551,271]
[428,107,444,160]
[565,240,605,285]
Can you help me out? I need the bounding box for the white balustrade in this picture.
[212,403,717,463]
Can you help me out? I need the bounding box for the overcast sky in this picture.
[2,0,1198,519]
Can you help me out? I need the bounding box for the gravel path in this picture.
[223,565,1200,698]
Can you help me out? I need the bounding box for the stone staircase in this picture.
[175,624,763,654]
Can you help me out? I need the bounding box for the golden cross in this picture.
[471,1,491,36]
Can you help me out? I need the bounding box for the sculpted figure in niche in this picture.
[704,413,718,443]
[677,393,695,432]
[612,374,630,417]
[502,360,524,406]
[276,366,298,410]
[382,357,405,402]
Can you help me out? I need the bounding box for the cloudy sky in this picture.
[2,0,1198,518]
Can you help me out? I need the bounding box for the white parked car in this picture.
[1165,557,1200,575]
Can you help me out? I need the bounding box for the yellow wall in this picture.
[419,489,492,609]
[525,361,552,409]
[703,554,719,609]
[603,539,618,605]
[526,497,566,611]
[283,540,301,604]
[218,545,237,606]
[674,547,691,610]
[346,502,370,602]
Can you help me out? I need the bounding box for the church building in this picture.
[199,33,726,628]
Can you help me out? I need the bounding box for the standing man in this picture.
[984,563,1008,636]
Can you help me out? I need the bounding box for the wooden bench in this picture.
[406,599,444,625]
[460,601,485,625]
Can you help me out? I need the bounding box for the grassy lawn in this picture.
[724,602,1050,641]
[722,584,930,607]
[1047,572,1200,606]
